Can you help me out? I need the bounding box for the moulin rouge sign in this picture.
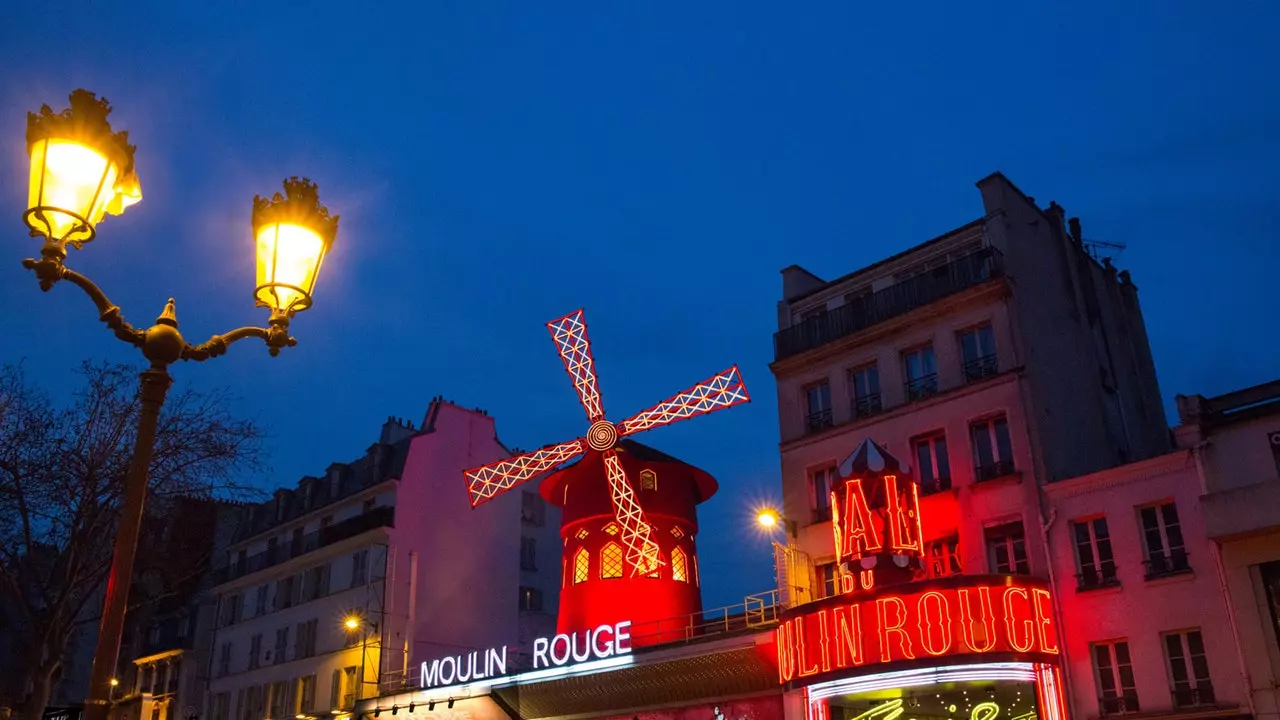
[776,440,1062,686]
[775,575,1060,685]
[420,621,632,688]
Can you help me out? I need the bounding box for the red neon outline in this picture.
[957,586,997,652]
[915,590,953,656]
[830,489,844,564]
[1032,588,1060,654]
[776,622,794,683]
[875,597,916,663]
[817,609,832,673]
[833,603,865,668]
[840,479,882,558]
[1002,587,1035,653]
[885,475,923,554]
[795,615,821,677]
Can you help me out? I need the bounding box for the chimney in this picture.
[1068,217,1083,244]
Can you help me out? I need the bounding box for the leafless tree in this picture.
[0,361,265,720]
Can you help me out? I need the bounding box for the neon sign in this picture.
[775,576,1058,685]
[420,621,632,688]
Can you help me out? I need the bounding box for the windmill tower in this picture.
[463,309,749,645]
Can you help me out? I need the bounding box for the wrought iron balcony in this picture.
[1172,683,1215,709]
[963,354,999,383]
[905,374,939,402]
[1144,550,1192,579]
[1099,694,1140,716]
[1077,565,1120,591]
[774,248,1005,361]
[213,506,395,584]
[853,393,883,419]
[805,408,834,434]
[975,459,1017,482]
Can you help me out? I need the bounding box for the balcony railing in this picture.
[213,506,395,584]
[1172,683,1215,709]
[1144,550,1192,579]
[774,248,1005,361]
[1077,565,1120,591]
[975,459,1017,482]
[853,393,883,419]
[805,408,834,434]
[920,475,952,496]
[905,374,939,402]
[1099,694,1140,716]
[963,354,999,383]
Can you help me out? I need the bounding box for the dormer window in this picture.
[639,469,657,491]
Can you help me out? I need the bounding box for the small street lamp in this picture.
[756,506,808,607]
[342,616,378,703]
[20,90,340,720]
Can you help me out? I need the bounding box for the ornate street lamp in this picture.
[20,90,340,720]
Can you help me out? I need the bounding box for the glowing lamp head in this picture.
[343,616,360,631]
[757,508,780,530]
[109,678,120,687]
[24,89,142,247]
[252,177,339,317]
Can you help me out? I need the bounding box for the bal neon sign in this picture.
[420,621,632,688]
[776,576,1059,685]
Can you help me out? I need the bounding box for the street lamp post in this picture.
[343,617,378,704]
[19,90,341,720]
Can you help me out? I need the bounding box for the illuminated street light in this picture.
[757,508,779,529]
[19,90,340,720]
[344,616,361,631]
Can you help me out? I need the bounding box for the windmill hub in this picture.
[587,420,619,451]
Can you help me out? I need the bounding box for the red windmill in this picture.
[464,309,750,578]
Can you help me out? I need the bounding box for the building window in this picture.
[1269,431,1280,476]
[670,526,685,539]
[849,365,882,418]
[298,675,316,715]
[341,667,357,709]
[1093,640,1139,714]
[350,550,369,587]
[295,619,318,659]
[805,382,833,433]
[810,466,835,522]
[603,523,619,536]
[217,642,231,677]
[924,537,962,578]
[274,627,289,664]
[671,547,689,582]
[959,324,998,382]
[291,527,304,557]
[816,562,839,598]
[1260,561,1280,656]
[521,490,545,525]
[277,576,295,610]
[1165,629,1214,707]
[572,548,590,584]
[600,543,624,579]
[913,434,951,495]
[639,469,658,491]
[248,634,262,670]
[302,564,330,602]
[1140,502,1190,578]
[518,586,544,611]
[1074,517,1119,590]
[520,537,538,571]
[574,527,589,540]
[903,345,938,401]
[987,522,1030,574]
[254,585,268,616]
[269,681,288,719]
[971,415,1015,481]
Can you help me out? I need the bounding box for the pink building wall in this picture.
[1045,450,1250,720]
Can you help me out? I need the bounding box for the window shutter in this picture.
[330,670,340,710]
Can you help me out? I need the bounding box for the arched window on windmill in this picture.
[639,469,657,491]
[671,547,688,582]
[573,548,590,584]
[600,542,624,579]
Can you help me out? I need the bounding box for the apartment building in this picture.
[1044,450,1249,720]
[769,171,1169,606]
[108,498,243,720]
[203,401,561,720]
[1176,379,1280,720]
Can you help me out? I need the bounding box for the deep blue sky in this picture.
[2,2,1277,609]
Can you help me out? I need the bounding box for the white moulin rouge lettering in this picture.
[418,620,632,688]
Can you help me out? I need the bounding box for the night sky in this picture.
[2,2,1277,609]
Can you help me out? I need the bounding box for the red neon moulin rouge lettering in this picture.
[775,578,1060,684]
